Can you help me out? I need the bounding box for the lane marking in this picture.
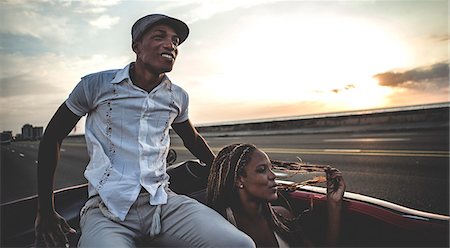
[351,132,416,137]
[262,148,449,158]
[324,149,361,153]
[324,149,449,154]
[210,137,241,140]
[324,138,410,142]
[171,146,449,158]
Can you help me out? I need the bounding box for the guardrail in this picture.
[65,102,449,140]
[193,102,450,136]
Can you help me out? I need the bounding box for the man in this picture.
[35,14,255,247]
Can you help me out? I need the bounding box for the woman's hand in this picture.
[324,166,345,246]
[325,167,346,206]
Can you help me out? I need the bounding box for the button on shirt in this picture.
[65,63,189,221]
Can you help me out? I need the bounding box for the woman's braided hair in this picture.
[206,143,296,238]
[206,143,256,211]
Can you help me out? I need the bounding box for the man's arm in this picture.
[171,119,215,166]
[35,103,81,247]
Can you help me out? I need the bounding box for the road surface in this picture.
[1,127,448,215]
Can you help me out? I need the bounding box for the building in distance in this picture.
[20,124,43,141]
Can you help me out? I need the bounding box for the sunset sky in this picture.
[1,0,448,135]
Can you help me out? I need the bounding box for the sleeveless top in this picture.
[225,207,290,248]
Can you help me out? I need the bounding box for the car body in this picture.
[1,160,448,247]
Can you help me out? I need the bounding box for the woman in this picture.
[206,143,346,247]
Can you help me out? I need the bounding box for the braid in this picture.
[232,145,252,183]
[207,143,310,245]
[206,144,236,206]
[206,143,256,211]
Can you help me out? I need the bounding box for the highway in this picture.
[1,127,448,215]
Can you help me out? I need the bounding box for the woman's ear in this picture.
[235,176,245,189]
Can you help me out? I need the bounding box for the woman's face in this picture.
[238,149,278,203]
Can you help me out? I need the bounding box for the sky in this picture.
[0,0,448,135]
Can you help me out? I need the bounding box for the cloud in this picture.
[331,84,356,94]
[73,0,121,13]
[373,62,449,90]
[156,0,279,23]
[0,73,64,98]
[0,7,73,43]
[190,99,339,125]
[430,34,449,42]
[1,52,130,98]
[0,33,47,55]
[0,1,121,46]
[89,15,120,29]
[0,51,131,134]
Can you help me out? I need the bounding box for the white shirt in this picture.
[65,63,189,221]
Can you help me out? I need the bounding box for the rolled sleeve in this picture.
[65,79,91,117]
[173,90,189,124]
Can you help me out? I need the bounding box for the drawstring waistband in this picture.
[138,188,163,239]
[83,189,164,239]
[100,193,164,239]
[99,201,121,222]
[149,204,162,238]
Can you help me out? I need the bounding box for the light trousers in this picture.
[78,189,255,247]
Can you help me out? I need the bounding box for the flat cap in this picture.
[131,14,189,44]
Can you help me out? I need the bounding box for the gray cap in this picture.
[131,14,189,44]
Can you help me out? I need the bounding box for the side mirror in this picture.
[166,148,177,165]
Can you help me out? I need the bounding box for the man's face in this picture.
[133,24,180,74]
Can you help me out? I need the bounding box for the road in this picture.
[1,128,448,215]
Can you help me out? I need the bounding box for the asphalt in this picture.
[1,126,448,215]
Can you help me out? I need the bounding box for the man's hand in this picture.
[35,210,76,247]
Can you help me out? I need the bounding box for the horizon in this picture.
[5,101,448,137]
[1,0,449,135]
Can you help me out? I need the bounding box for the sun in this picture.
[326,78,393,110]
[198,12,409,112]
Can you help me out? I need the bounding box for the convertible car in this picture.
[1,153,449,247]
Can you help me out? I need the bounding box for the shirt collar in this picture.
[110,62,172,89]
[110,63,132,84]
